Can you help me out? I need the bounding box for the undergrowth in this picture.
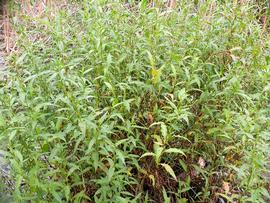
[0,0,270,202]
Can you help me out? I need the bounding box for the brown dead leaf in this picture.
[259,16,268,31]
[147,113,154,125]
[167,0,176,9]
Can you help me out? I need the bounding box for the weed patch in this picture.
[0,1,270,202]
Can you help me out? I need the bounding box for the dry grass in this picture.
[2,0,68,53]
[14,0,68,17]
[3,2,15,53]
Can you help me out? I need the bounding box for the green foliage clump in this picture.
[0,0,270,202]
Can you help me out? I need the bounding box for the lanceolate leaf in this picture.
[164,148,186,156]
[160,163,177,181]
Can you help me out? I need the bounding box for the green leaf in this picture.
[123,100,130,112]
[139,0,148,9]
[0,116,5,127]
[154,143,164,164]
[86,138,96,154]
[64,186,70,201]
[160,163,177,181]
[149,175,155,186]
[9,130,17,141]
[78,122,86,137]
[162,187,170,203]
[116,150,125,165]
[140,152,155,159]
[92,152,99,171]
[52,190,62,202]
[146,51,155,67]
[160,123,168,142]
[179,159,187,172]
[16,53,27,65]
[14,150,23,164]
[67,164,80,177]
[164,148,186,156]
[107,166,115,182]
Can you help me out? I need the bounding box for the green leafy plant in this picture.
[0,0,269,202]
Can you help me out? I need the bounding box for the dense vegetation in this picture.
[0,1,269,202]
